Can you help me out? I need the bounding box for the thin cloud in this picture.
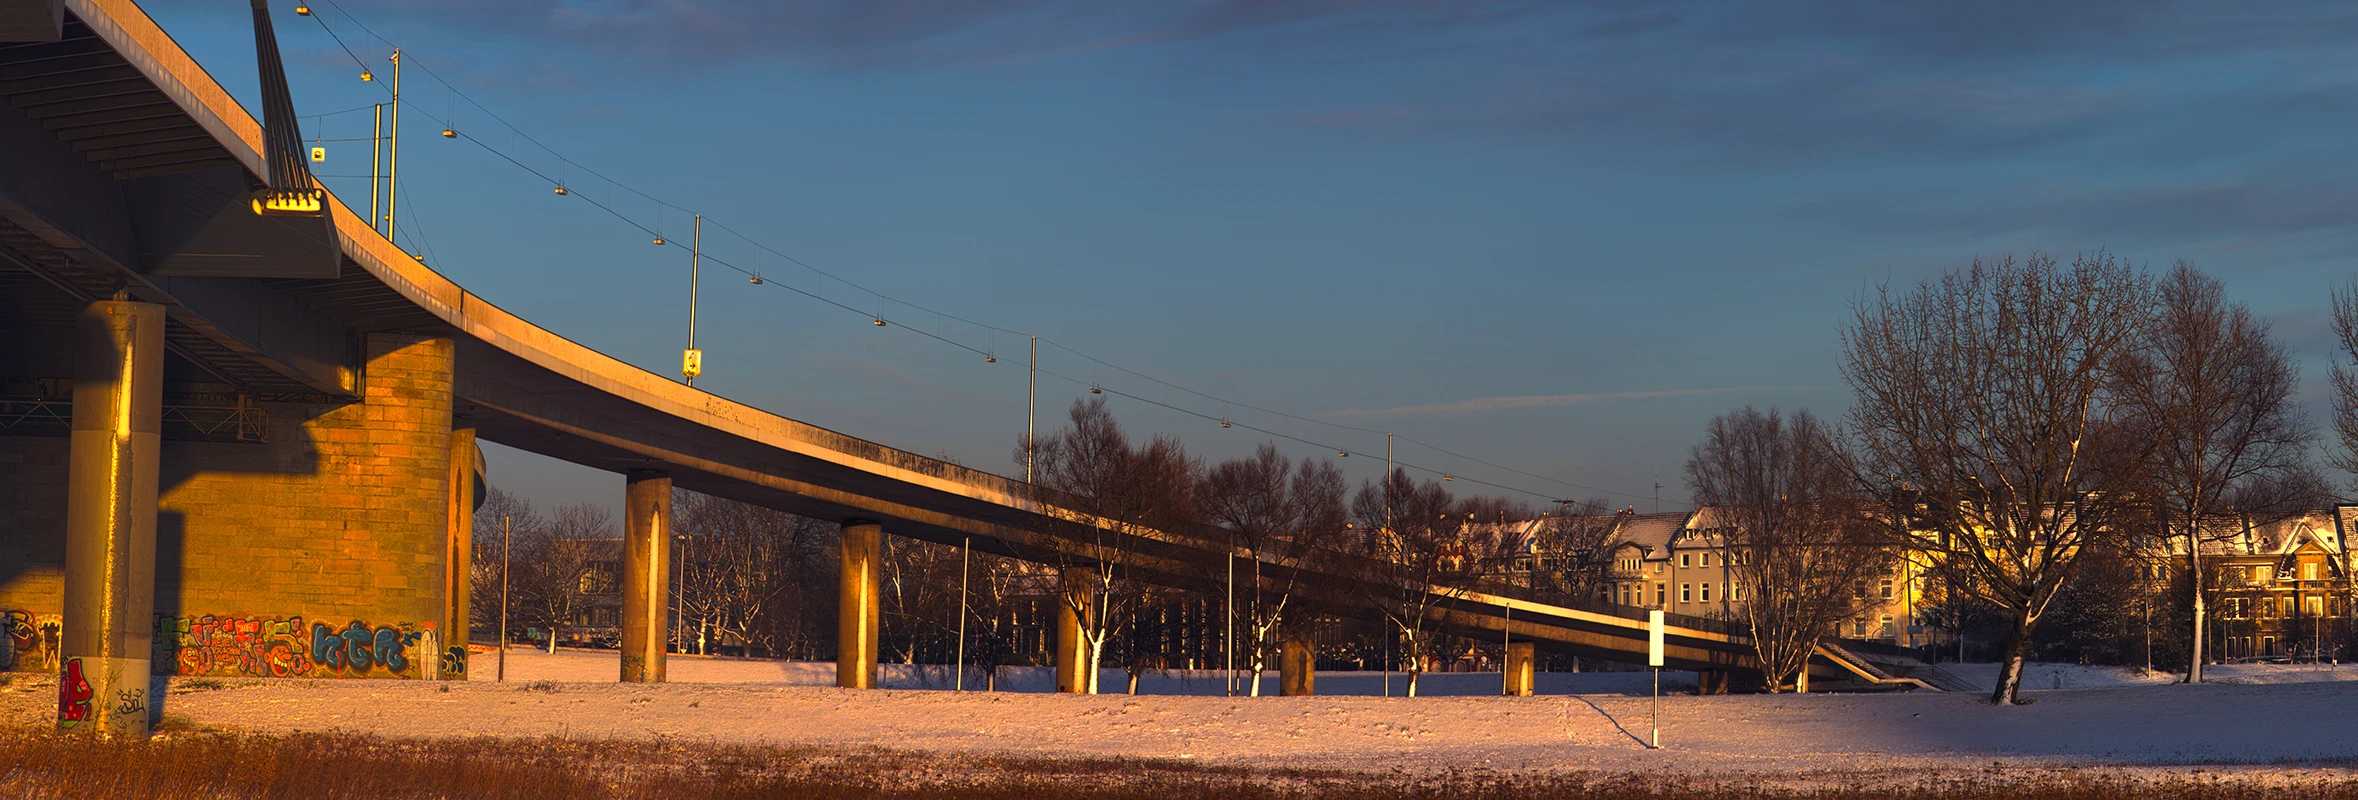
[1324,386,1807,420]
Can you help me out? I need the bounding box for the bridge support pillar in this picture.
[1502,642,1534,696]
[1279,636,1315,696]
[838,520,882,689]
[441,427,476,679]
[60,300,164,737]
[620,469,672,683]
[1054,566,1096,693]
[1696,670,1730,695]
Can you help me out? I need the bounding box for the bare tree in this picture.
[1199,444,1348,695]
[1023,397,1199,694]
[1347,467,1475,697]
[513,502,616,653]
[1526,498,1619,602]
[881,534,964,668]
[1686,406,1889,692]
[471,487,544,638]
[1842,253,2155,704]
[674,492,833,657]
[2118,263,2320,683]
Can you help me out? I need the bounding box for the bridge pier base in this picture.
[1054,566,1095,693]
[1696,669,1730,695]
[620,469,672,683]
[1502,642,1534,696]
[1280,636,1315,696]
[838,520,882,689]
[60,300,163,737]
[442,427,476,680]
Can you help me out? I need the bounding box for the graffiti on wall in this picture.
[57,657,91,725]
[152,615,429,678]
[4,610,61,672]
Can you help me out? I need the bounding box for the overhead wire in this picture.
[297,7,1654,507]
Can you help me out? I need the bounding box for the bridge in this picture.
[0,0,1931,735]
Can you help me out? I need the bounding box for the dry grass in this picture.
[0,726,2354,799]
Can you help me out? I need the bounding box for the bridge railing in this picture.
[1448,576,1745,637]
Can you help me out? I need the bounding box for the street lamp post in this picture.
[682,214,703,386]
[498,514,510,682]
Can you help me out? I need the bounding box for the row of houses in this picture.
[1488,505,2358,659]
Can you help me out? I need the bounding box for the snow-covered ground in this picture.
[1920,661,2358,692]
[7,652,2356,775]
[465,646,1689,696]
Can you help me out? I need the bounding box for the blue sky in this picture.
[147,0,2358,515]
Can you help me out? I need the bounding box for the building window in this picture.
[1656,584,1666,606]
[1733,582,1744,602]
[1701,583,1713,603]
[1701,552,1712,567]
[1680,584,1692,603]
[2305,563,2320,581]
[1878,615,1894,638]
[1680,553,1691,568]
[580,560,618,595]
[1880,579,1894,599]
[1853,619,1869,637]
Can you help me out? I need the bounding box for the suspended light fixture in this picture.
[748,275,764,285]
[984,355,997,363]
[652,236,666,245]
[294,5,311,15]
[873,318,887,327]
[441,127,456,138]
[1338,450,1349,458]
[359,70,374,82]
[552,185,569,195]
[1219,420,1231,428]
[1089,385,1102,394]
[1443,474,1455,482]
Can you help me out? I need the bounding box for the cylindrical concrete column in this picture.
[1053,566,1095,694]
[620,469,671,683]
[837,520,882,689]
[1279,636,1315,696]
[442,427,476,680]
[1503,642,1535,696]
[61,300,164,736]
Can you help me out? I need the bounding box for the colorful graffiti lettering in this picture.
[157,615,315,678]
[307,621,418,675]
[152,614,428,679]
[440,645,467,679]
[5,610,62,673]
[58,658,91,726]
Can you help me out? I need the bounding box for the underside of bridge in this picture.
[1,0,1934,736]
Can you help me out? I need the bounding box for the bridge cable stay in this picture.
[292,6,1660,506]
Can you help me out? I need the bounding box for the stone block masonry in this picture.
[2,334,459,679]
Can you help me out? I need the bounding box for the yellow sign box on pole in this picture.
[310,146,325,163]
[681,348,703,381]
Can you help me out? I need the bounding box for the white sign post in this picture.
[1647,610,1664,750]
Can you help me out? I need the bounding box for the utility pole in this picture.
[1383,432,1394,698]
[368,103,381,232]
[498,514,510,683]
[1025,336,1037,483]
[956,535,970,691]
[683,214,704,386]
[385,49,401,243]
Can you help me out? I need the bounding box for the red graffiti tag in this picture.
[58,658,92,724]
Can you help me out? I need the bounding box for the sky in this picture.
[142,0,2358,518]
